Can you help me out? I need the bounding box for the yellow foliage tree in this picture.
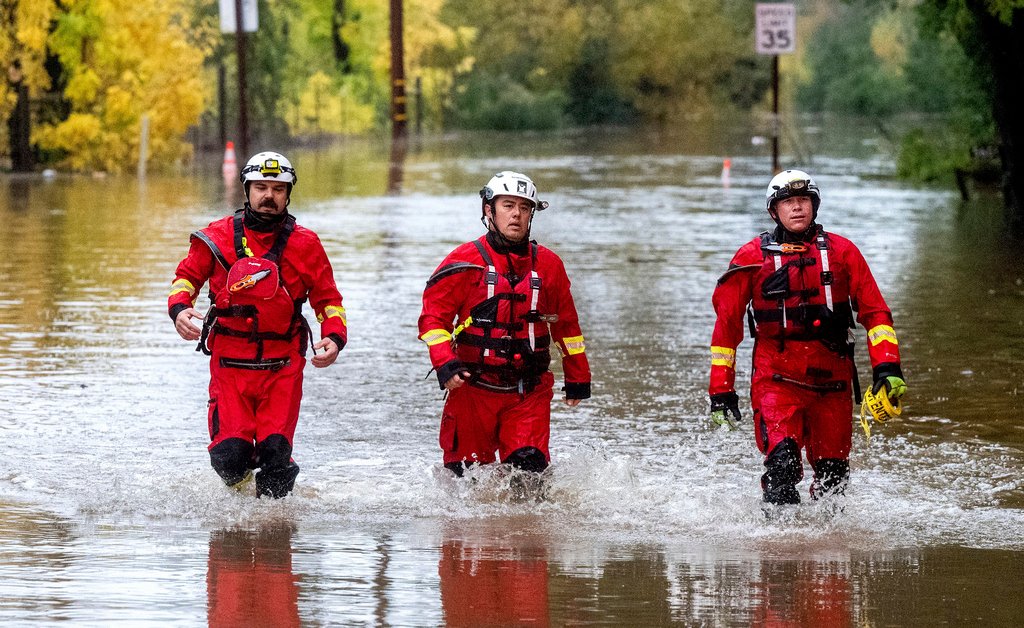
[870,9,911,77]
[275,0,469,136]
[281,71,376,136]
[33,0,211,173]
[0,1,59,142]
[404,0,483,129]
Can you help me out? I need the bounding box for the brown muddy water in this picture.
[1,124,1023,625]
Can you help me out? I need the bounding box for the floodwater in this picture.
[1,122,1023,625]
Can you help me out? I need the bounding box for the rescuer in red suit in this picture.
[708,169,906,505]
[419,171,591,477]
[169,151,347,498]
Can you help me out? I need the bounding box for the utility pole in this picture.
[771,55,780,174]
[389,0,407,139]
[233,0,250,159]
[218,63,227,151]
[755,3,796,175]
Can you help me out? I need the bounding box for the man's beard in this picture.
[244,199,287,230]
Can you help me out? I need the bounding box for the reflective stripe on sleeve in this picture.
[317,305,347,325]
[420,329,453,346]
[169,278,196,298]
[867,325,898,346]
[710,345,736,368]
[562,335,586,356]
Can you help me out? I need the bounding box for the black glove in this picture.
[710,391,741,429]
[871,362,906,399]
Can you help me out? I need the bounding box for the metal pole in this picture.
[771,55,780,174]
[234,0,249,159]
[138,114,149,178]
[389,0,407,138]
[218,62,227,150]
[414,76,422,135]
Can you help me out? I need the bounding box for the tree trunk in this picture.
[970,3,1024,234]
[7,80,33,172]
[332,0,350,72]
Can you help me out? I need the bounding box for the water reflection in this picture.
[387,136,409,196]
[0,503,76,620]
[207,525,300,627]
[747,560,852,627]
[439,525,551,626]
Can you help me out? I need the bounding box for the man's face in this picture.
[249,180,290,215]
[773,195,814,233]
[487,195,534,242]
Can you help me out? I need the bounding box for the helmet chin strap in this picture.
[482,208,533,247]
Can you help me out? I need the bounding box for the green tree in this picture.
[921,0,1024,233]
[439,0,761,129]
[607,0,756,123]
[798,3,905,117]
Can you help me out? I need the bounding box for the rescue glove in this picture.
[872,375,907,400]
[710,392,741,430]
[861,365,906,429]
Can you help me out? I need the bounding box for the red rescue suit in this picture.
[710,226,901,471]
[169,210,347,478]
[419,234,591,471]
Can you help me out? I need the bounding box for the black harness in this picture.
[195,211,312,368]
[458,239,550,394]
[748,229,862,400]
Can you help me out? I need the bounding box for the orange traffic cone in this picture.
[222,141,238,178]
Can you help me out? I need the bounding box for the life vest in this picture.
[452,240,552,393]
[194,210,311,369]
[747,227,855,353]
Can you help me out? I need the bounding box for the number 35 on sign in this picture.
[755,3,796,55]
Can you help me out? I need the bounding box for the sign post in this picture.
[219,0,259,160]
[755,3,796,174]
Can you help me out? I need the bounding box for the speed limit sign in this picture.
[755,3,796,55]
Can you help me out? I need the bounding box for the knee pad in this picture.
[761,438,803,505]
[255,434,293,470]
[503,447,548,473]
[209,438,255,486]
[811,458,850,499]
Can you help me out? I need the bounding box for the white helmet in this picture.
[765,169,820,215]
[239,151,298,187]
[479,171,549,214]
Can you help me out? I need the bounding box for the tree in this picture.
[607,0,756,123]
[956,1,1024,233]
[33,0,210,173]
[1,0,59,171]
[797,2,911,118]
[439,0,761,129]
